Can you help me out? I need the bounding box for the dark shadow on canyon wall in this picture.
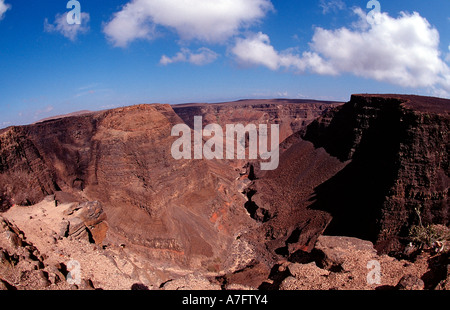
[304,97,406,243]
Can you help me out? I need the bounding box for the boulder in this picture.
[57,220,70,239]
[396,274,425,290]
[0,216,25,252]
[64,201,108,245]
[280,262,329,290]
[314,235,376,271]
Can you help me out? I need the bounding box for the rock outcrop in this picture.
[62,201,108,245]
[276,235,435,290]
[0,215,68,290]
[244,94,449,264]
[0,126,58,210]
[302,94,449,254]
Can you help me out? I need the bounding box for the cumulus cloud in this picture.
[0,0,10,20]
[310,9,450,91]
[231,32,279,70]
[103,0,274,47]
[102,3,156,47]
[44,12,90,41]
[231,32,336,74]
[232,9,450,95]
[160,47,219,66]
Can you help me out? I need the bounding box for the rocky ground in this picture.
[1,197,135,290]
[1,195,448,290]
[274,236,448,290]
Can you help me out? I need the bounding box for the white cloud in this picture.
[231,32,280,70]
[0,0,10,20]
[103,0,274,47]
[309,10,450,92]
[232,10,450,96]
[102,2,156,47]
[160,47,218,66]
[231,32,336,74]
[44,12,90,41]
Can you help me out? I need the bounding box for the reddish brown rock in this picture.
[172,99,341,143]
[0,104,255,270]
[246,94,449,261]
[396,274,425,290]
[0,94,447,289]
[64,201,108,245]
[301,94,449,254]
[0,127,58,210]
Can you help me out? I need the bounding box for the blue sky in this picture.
[0,0,449,127]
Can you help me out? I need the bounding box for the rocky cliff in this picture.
[303,94,449,253]
[173,99,341,143]
[0,95,448,290]
[0,126,58,210]
[0,104,254,271]
[246,94,449,261]
[0,100,340,274]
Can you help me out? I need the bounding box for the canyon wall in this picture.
[247,94,449,259]
[173,99,341,143]
[0,105,252,270]
[0,100,339,272]
[0,95,447,277]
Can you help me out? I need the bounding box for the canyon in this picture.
[0,95,448,290]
